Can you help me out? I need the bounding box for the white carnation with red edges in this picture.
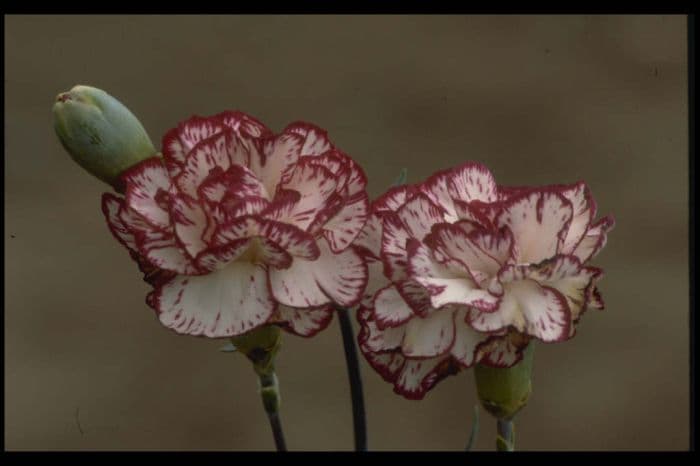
[102,111,369,338]
[356,162,614,399]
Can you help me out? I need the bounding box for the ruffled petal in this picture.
[251,133,303,196]
[195,238,251,271]
[445,162,498,203]
[373,184,418,214]
[283,121,333,157]
[517,255,604,323]
[213,216,318,260]
[211,219,315,269]
[359,315,406,353]
[425,223,513,280]
[379,212,412,281]
[153,261,276,337]
[361,256,389,306]
[262,219,321,260]
[477,333,529,368]
[495,190,574,264]
[101,193,137,253]
[353,212,382,259]
[416,276,500,310]
[452,199,496,228]
[169,194,209,258]
[119,206,199,275]
[361,351,405,384]
[217,110,273,138]
[451,308,495,367]
[469,279,571,342]
[175,131,236,198]
[268,239,367,307]
[397,193,447,240]
[559,182,596,254]
[373,285,415,329]
[272,304,334,337]
[122,157,173,230]
[277,161,339,231]
[395,280,434,317]
[199,164,269,205]
[161,116,226,173]
[408,239,498,310]
[401,310,455,358]
[321,192,369,252]
[420,162,498,221]
[572,215,615,263]
[394,356,455,400]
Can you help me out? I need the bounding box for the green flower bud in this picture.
[474,342,535,421]
[53,85,156,190]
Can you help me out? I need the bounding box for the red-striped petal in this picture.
[153,262,276,337]
[283,121,334,157]
[495,189,574,264]
[271,304,335,337]
[122,157,173,230]
[268,239,367,307]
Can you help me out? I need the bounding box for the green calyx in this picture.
[230,325,282,378]
[230,325,283,414]
[474,342,535,421]
[53,85,156,191]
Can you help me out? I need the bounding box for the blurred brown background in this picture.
[4,15,689,450]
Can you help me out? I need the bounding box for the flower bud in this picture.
[474,343,535,421]
[53,85,156,190]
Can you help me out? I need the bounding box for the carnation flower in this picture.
[355,162,614,399]
[102,112,369,338]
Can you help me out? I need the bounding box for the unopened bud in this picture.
[53,85,156,190]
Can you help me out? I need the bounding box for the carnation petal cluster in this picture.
[355,162,614,399]
[103,111,369,338]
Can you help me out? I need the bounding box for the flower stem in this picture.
[337,307,367,451]
[496,418,515,452]
[258,371,287,452]
[230,326,286,451]
[465,404,480,451]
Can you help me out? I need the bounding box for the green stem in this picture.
[496,418,515,452]
[258,371,286,451]
[465,404,480,451]
[230,325,286,451]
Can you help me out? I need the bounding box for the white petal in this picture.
[322,192,369,252]
[269,239,367,307]
[170,194,209,258]
[401,310,455,358]
[572,215,615,263]
[451,308,493,367]
[253,133,302,196]
[394,356,452,400]
[373,285,414,329]
[496,190,573,264]
[470,280,571,342]
[560,182,595,254]
[176,132,234,198]
[273,305,334,337]
[446,162,498,203]
[123,158,173,230]
[155,261,275,337]
[283,122,333,156]
[278,162,338,230]
[102,193,137,253]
